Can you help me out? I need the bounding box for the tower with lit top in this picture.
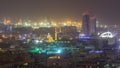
[82,10,90,35]
[82,10,97,35]
[90,15,97,35]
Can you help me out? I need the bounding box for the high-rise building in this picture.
[90,15,97,35]
[82,10,97,35]
[82,10,90,35]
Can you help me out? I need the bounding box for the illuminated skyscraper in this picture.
[82,10,90,35]
[90,15,97,35]
[82,10,97,35]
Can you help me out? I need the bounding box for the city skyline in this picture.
[0,0,120,26]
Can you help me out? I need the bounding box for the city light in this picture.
[35,40,40,44]
[0,1,120,68]
[6,20,11,25]
[28,48,41,53]
[89,50,103,53]
[79,36,91,39]
[34,40,43,44]
[57,49,61,54]
[24,22,31,26]
[100,32,114,38]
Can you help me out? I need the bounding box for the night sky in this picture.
[0,0,120,25]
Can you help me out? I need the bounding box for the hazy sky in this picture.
[0,0,120,25]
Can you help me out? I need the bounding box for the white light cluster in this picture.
[99,32,114,38]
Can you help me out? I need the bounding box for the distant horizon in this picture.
[0,0,120,26]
